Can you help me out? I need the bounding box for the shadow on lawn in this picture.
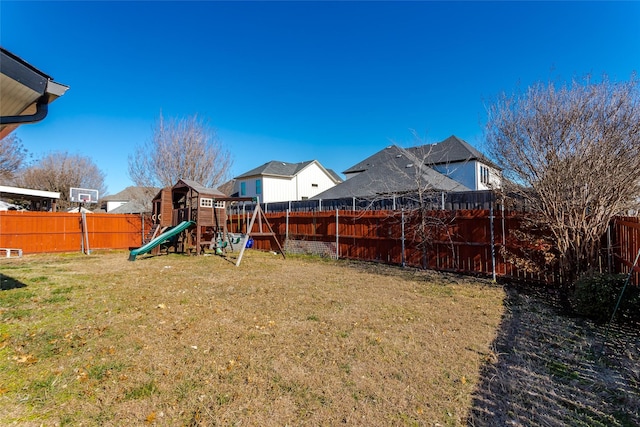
[468,285,640,427]
[0,273,27,290]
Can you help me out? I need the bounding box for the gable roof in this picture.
[418,135,492,165]
[108,200,149,214]
[343,135,498,176]
[236,160,313,178]
[217,179,236,196]
[313,145,469,200]
[101,186,158,202]
[235,160,342,183]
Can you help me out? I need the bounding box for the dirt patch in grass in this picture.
[0,250,504,425]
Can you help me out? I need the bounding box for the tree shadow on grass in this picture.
[468,285,640,426]
[1,273,27,290]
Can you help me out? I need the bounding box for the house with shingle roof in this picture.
[232,160,342,203]
[314,135,500,200]
[100,186,159,213]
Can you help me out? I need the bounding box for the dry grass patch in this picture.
[469,287,640,426]
[0,250,504,426]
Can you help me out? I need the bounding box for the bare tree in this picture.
[486,74,640,287]
[0,134,27,182]
[16,151,107,209]
[128,113,232,191]
[394,142,465,270]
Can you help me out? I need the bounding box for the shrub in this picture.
[572,273,640,323]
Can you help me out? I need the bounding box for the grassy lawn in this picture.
[0,250,504,426]
[1,250,638,426]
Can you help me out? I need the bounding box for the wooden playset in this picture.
[129,179,284,263]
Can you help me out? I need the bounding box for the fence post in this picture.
[401,208,406,267]
[607,222,613,273]
[490,205,496,282]
[244,203,248,234]
[335,209,339,260]
[286,209,290,243]
[501,201,506,246]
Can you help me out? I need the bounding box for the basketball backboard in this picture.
[70,187,99,204]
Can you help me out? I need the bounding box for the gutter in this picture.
[0,94,49,125]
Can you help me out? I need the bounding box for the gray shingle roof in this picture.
[235,160,315,178]
[343,135,498,175]
[108,200,149,214]
[235,160,342,184]
[325,168,343,183]
[313,145,469,199]
[101,186,159,202]
[419,135,489,165]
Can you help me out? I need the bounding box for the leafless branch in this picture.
[486,73,640,283]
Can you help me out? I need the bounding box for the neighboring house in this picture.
[100,186,158,213]
[314,135,500,200]
[0,185,60,211]
[232,160,342,203]
[416,135,501,191]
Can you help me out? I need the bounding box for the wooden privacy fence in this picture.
[0,211,145,254]
[1,209,637,287]
[229,209,640,286]
[611,216,640,285]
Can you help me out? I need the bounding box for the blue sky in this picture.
[2,1,639,195]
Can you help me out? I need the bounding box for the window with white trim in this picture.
[215,201,225,209]
[480,165,490,185]
[200,198,213,207]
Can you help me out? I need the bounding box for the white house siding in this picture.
[476,163,502,190]
[236,162,339,203]
[106,200,127,212]
[295,163,338,200]
[237,177,262,201]
[263,176,296,202]
[433,161,501,191]
[433,162,478,190]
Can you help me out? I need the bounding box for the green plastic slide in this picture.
[128,220,194,261]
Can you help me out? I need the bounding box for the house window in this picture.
[480,166,490,185]
[240,182,246,196]
[256,179,262,195]
[200,198,213,208]
[215,201,225,209]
